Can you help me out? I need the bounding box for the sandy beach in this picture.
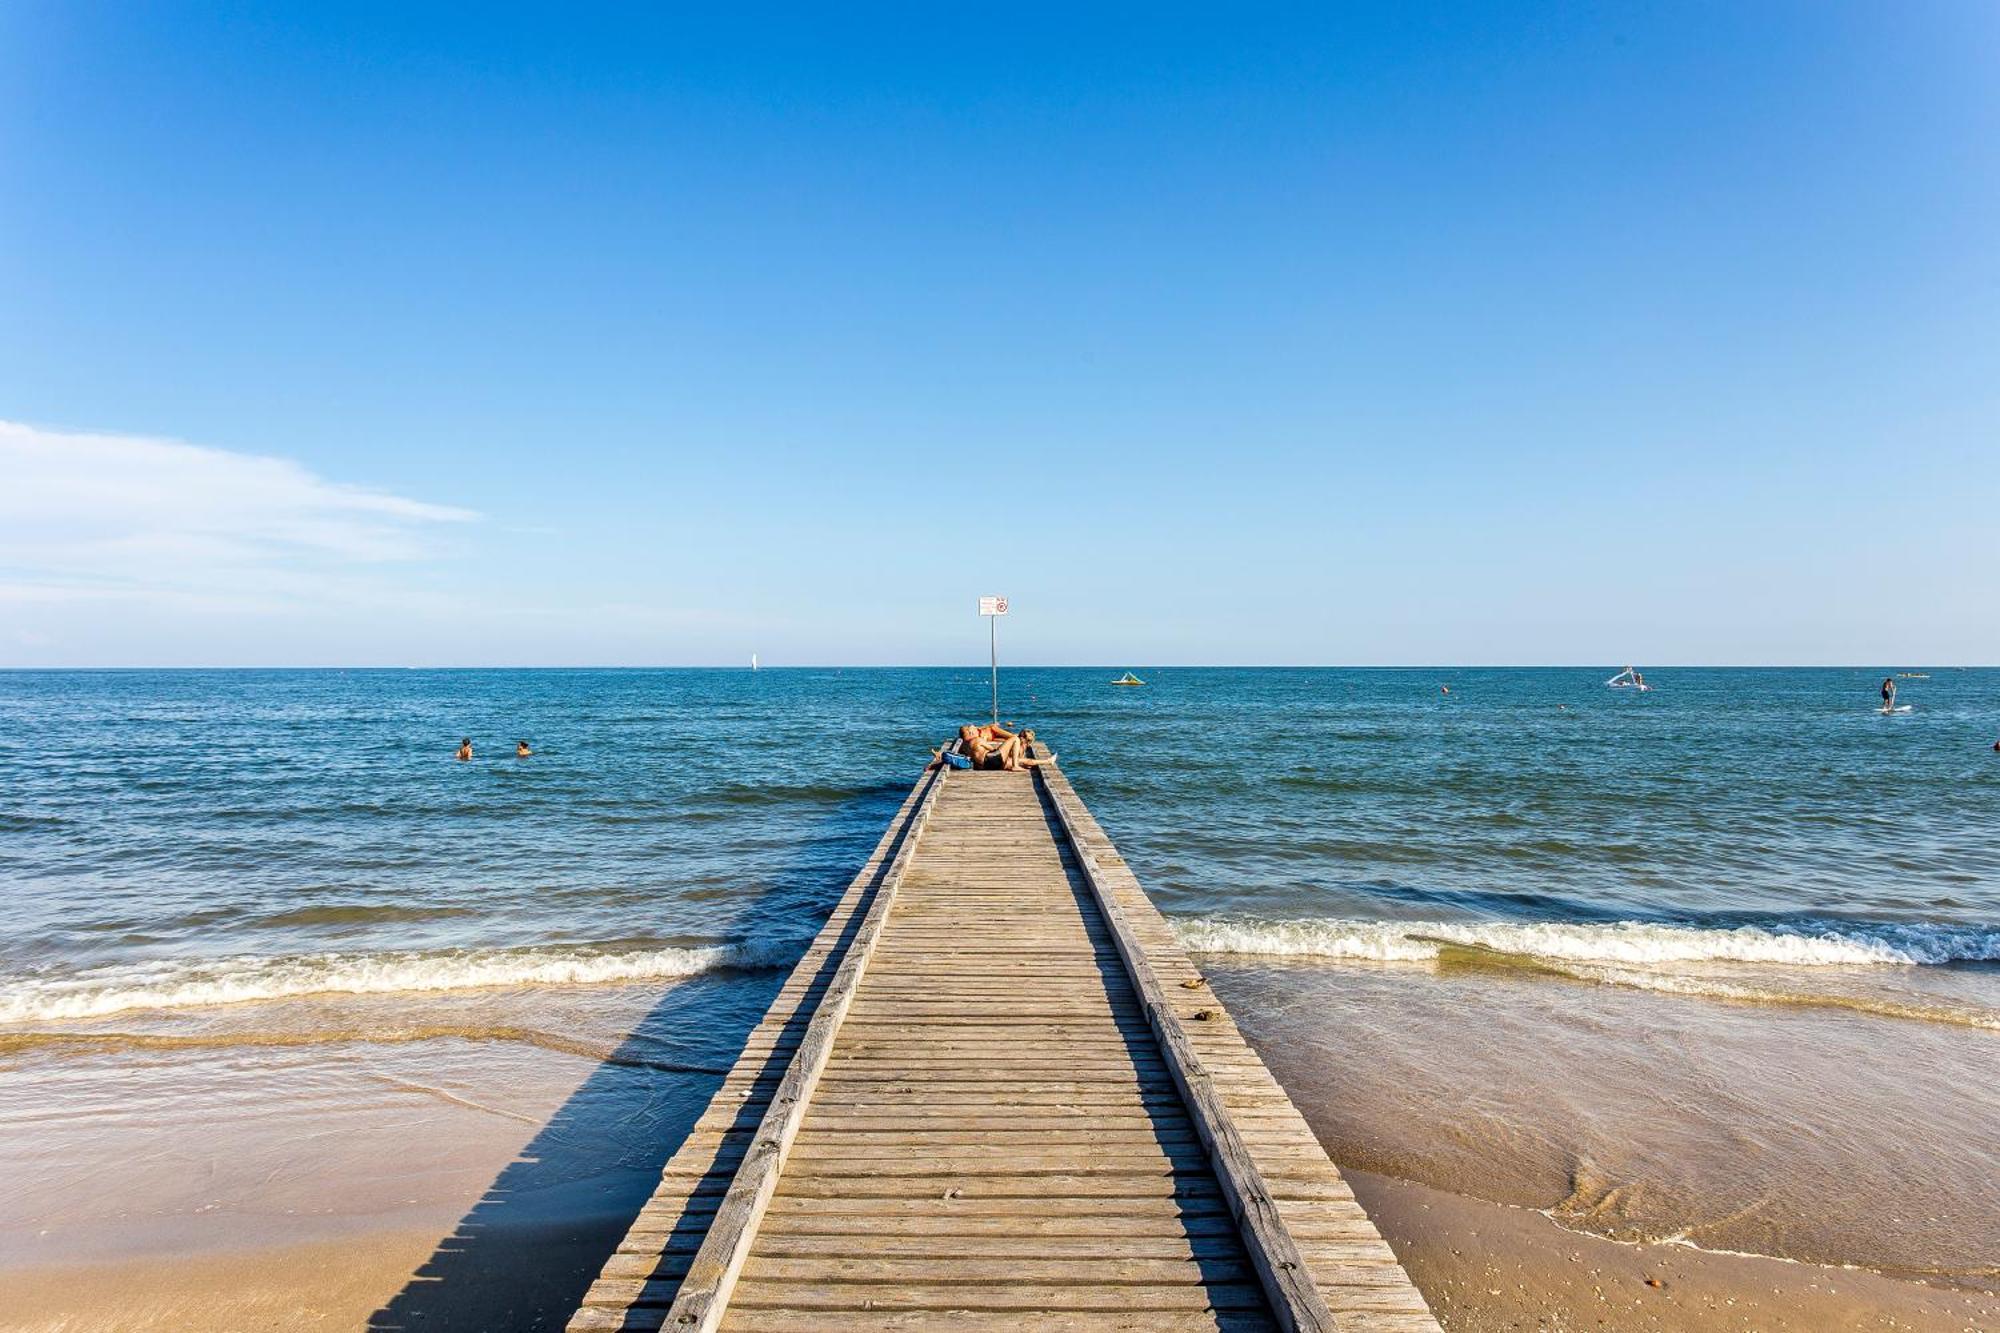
[3,958,1995,1332]
[7,1175,1996,1333]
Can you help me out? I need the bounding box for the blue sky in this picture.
[2,3,1995,666]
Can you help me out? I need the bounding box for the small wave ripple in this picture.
[0,939,800,1023]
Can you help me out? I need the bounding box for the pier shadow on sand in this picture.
[367,781,913,1333]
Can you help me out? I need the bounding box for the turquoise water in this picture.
[1,667,1997,1023]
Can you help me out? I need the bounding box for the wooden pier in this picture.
[568,755,1438,1332]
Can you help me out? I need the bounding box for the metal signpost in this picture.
[978,596,1008,725]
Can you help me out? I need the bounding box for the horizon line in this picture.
[0,663,1985,673]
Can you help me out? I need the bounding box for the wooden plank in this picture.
[660,760,952,1332]
[724,1312,1274,1333]
[1037,766,1340,1333]
[739,1256,1261,1285]
[723,1279,1275,1312]
[1034,768,1438,1332]
[566,761,945,1330]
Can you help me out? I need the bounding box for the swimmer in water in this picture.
[1881,677,1896,712]
[516,740,532,758]
[455,738,473,761]
[1440,685,1450,695]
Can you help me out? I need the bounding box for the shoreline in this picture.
[3,961,1997,1328]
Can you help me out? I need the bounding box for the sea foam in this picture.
[0,939,799,1023]
[1173,915,2000,967]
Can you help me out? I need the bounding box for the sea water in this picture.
[1,667,1996,1288]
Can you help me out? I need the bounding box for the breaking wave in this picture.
[0,939,800,1023]
[1173,915,2000,967]
[1174,915,2000,1030]
[0,1023,737,1071]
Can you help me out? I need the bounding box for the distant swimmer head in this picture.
[455,738,472,761]
[516,740,532,757]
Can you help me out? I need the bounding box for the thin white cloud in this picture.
[0,419,477,609]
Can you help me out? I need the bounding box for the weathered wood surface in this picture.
[568,758,1437,1333]
[663,762,952,1331]
[1037,766,1334,1333]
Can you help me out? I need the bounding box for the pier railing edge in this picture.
[659,758,951,1332]
[1036,762,1342,1333]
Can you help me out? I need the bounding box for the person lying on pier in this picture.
[955,724,1002,769]
[952,723,1050,771]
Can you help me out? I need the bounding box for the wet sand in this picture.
[1212,958,2000,1290]
[2,965,1996,1331]
[0,978,763,1331]
[1352,1171,2000,1332]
